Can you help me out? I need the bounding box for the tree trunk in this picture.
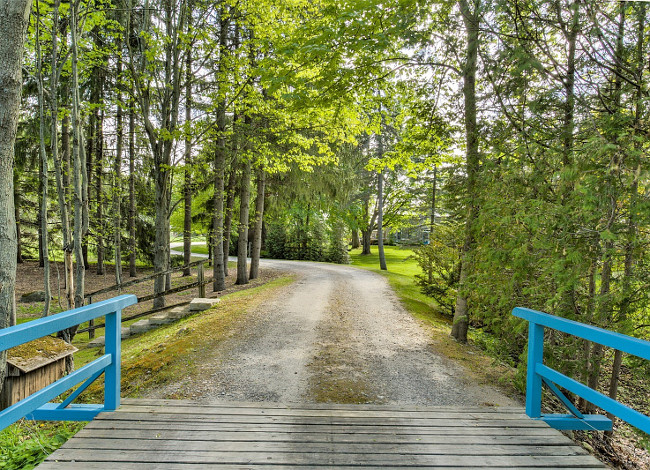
[183,167,192,276]
[49,0,73,308]
[430,165,437,241]
[182,19,193,277]
[223,168,236,276]
[136,0,185,308]
[14,181,22,264]
[212,149,226,290]
[212,8,229,291]
[452,0,480,343]
[361,228,372,255]
[95,100,105,275]
[377,169,387,270]
[37,203,44,268]
[207,229,213,264]
[0,0,32,394]
[114,54,123,287]
[128,106,137,277]
[62,108,72,212]
[71,0,87,325]
[236,160,251,285]
[351,229,359,249]
[35,0,51,316]
[376,126,387,271]
[249,167,266,279]
[83,77,94,271]
[361,190,372,255]
[153,164,170,308]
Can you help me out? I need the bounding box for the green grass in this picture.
[0,421,85,470]
[170,235,207,244]
[189,245,209,255]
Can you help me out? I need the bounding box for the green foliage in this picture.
[411,224,462,318]
[0,421,85,470]
[325,223,350,264]
[265,223,288,260]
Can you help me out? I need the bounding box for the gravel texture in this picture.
[148,259,517,407]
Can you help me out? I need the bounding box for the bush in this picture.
[266,224,288,259]
[326,224,349,264]
[0,421,84,470]
[412,224,462,318]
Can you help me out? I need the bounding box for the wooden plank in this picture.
[74,428,574,445]
[60,436,590,456]
[41,400,606,469]
[84,420,561,436]
[37,463,608,470]
[114,403,531,420]
[44,449,605,467]
[62,442,590,459]
[122,398,518,413]
[91,410,548,428]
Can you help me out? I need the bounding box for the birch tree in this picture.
[0,0,33,394]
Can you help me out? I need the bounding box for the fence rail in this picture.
[85,259,207,300]
[0,295,138,430]
[513,307,650,434]
[83,260,211,338]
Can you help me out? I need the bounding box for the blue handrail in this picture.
[0,294,137,430]
[513,307,650,433]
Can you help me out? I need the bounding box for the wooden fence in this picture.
[79,260,212,338]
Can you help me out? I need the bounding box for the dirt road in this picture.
[149,259,516,407]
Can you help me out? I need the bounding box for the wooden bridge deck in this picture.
[39,398,606,469]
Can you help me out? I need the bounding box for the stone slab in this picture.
[168,307,190,320]
[189,298,221,312]
[150,313,173,325]
[130,319,151,334]
[87,337,105,348]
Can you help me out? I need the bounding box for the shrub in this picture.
[412,224,462,318]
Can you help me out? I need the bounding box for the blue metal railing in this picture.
[0,294,137,430]
[513,307,650,433]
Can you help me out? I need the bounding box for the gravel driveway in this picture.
[149,259,516,407]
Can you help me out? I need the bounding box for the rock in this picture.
[189,298,221,312]
[20,291,51,303]
[168,307,191,320]
[87,337,105,348]
[121,327,131,339]
[130,319,151,334]
[150,313,173,326]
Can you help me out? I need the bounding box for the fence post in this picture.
[198,263,205,298]
[104,308,121,411]
[87,296,95,340]
[526,321,544,419]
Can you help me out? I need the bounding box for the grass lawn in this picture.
[189,244,209,255]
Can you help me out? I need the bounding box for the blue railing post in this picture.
[104,308,121,411]
[526,321,544,419]
[0,294,137,430]
[514,306,650,433]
